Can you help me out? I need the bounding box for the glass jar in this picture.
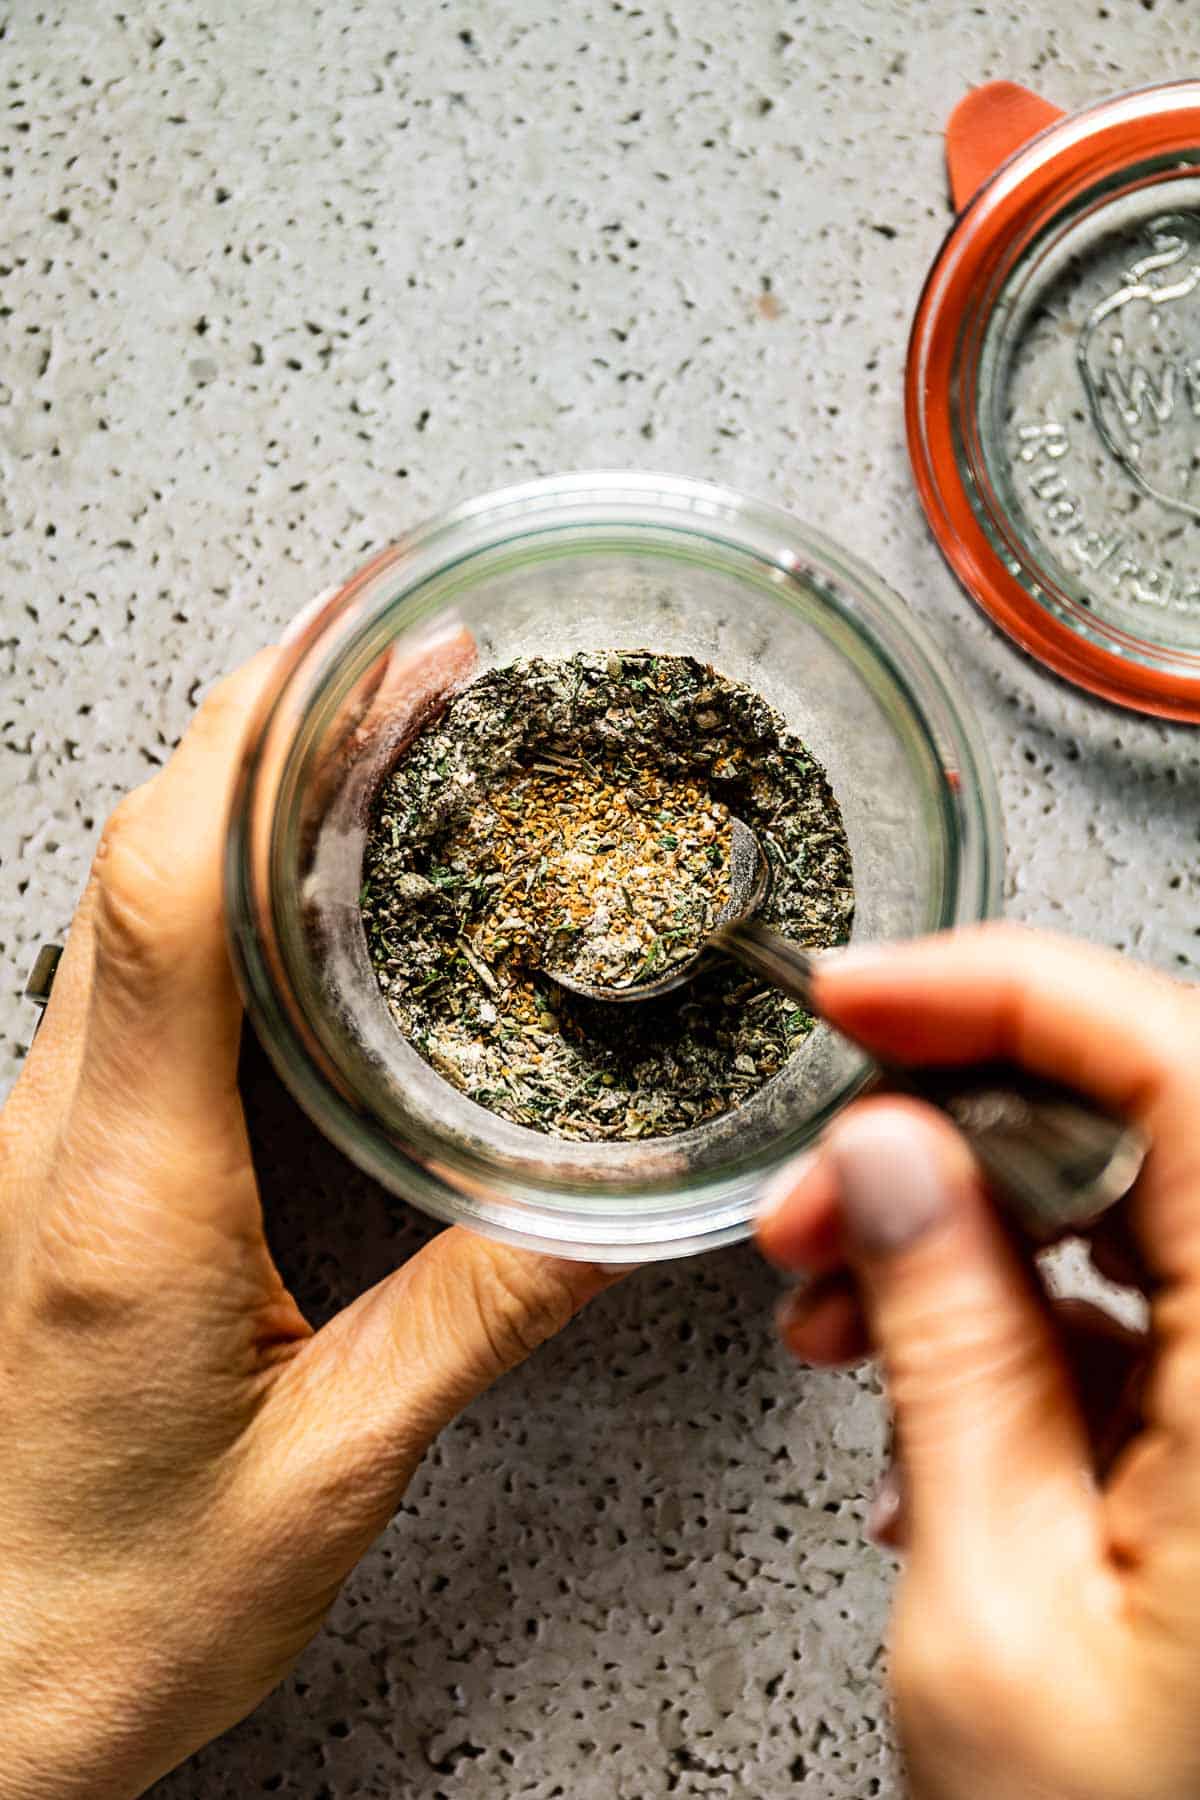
[226,473,1002,1261]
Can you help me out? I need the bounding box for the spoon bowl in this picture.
[546,817,772,1004]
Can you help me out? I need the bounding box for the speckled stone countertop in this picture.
[3,4,1197,1796]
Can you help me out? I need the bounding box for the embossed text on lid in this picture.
[984,185,1200,653]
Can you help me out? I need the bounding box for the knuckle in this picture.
[187,652,273,744]
[887,1296,1029,1398]
[96,849,167,971]
[883,1306,1054,1454]
[27,1188,144,1335]
[92,789,175,974]
[27,1247,132,1334]
[468,1252,580,1370]
[97,785,154,856]
[188,675,240,742]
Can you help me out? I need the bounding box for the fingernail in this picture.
[867,1463,907,1549]
[830,1111,950,1255]
[757,1152,818,1227]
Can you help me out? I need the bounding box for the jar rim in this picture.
[226,472,1003,1260]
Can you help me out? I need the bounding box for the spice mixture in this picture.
[362,651,854,1142]
[438,759,734,990]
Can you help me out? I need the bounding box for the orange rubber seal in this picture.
[907,81,1200,721]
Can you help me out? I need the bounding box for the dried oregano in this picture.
[362,651,854,1142]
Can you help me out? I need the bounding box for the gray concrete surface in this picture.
[3,3,1198,1795]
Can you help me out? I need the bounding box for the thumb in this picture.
[828,1099,1095,1565]
[275,1228,621,1524]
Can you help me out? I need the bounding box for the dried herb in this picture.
[362,651,854,1142]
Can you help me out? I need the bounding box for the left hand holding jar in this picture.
[0,649,619,1800]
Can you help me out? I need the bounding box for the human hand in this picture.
[0,650,617,1800]
[757,927,1200,1800]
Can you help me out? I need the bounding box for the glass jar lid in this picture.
[908,81,1200,720]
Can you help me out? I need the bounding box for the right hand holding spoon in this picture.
[758,924,1200,1800]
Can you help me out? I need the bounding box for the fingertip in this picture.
[827,1095,980,1195]
[825,1097,983,1261]
[808,938,906,1009]
[758,1150,818,1227]
[756,1151,844,1273]
[776,1274,870,1366]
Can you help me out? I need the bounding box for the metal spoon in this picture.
[548,819,1147,1241]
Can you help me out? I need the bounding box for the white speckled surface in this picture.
[3,4,1198,1795]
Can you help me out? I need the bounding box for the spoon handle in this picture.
[721,919,1147,1241]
